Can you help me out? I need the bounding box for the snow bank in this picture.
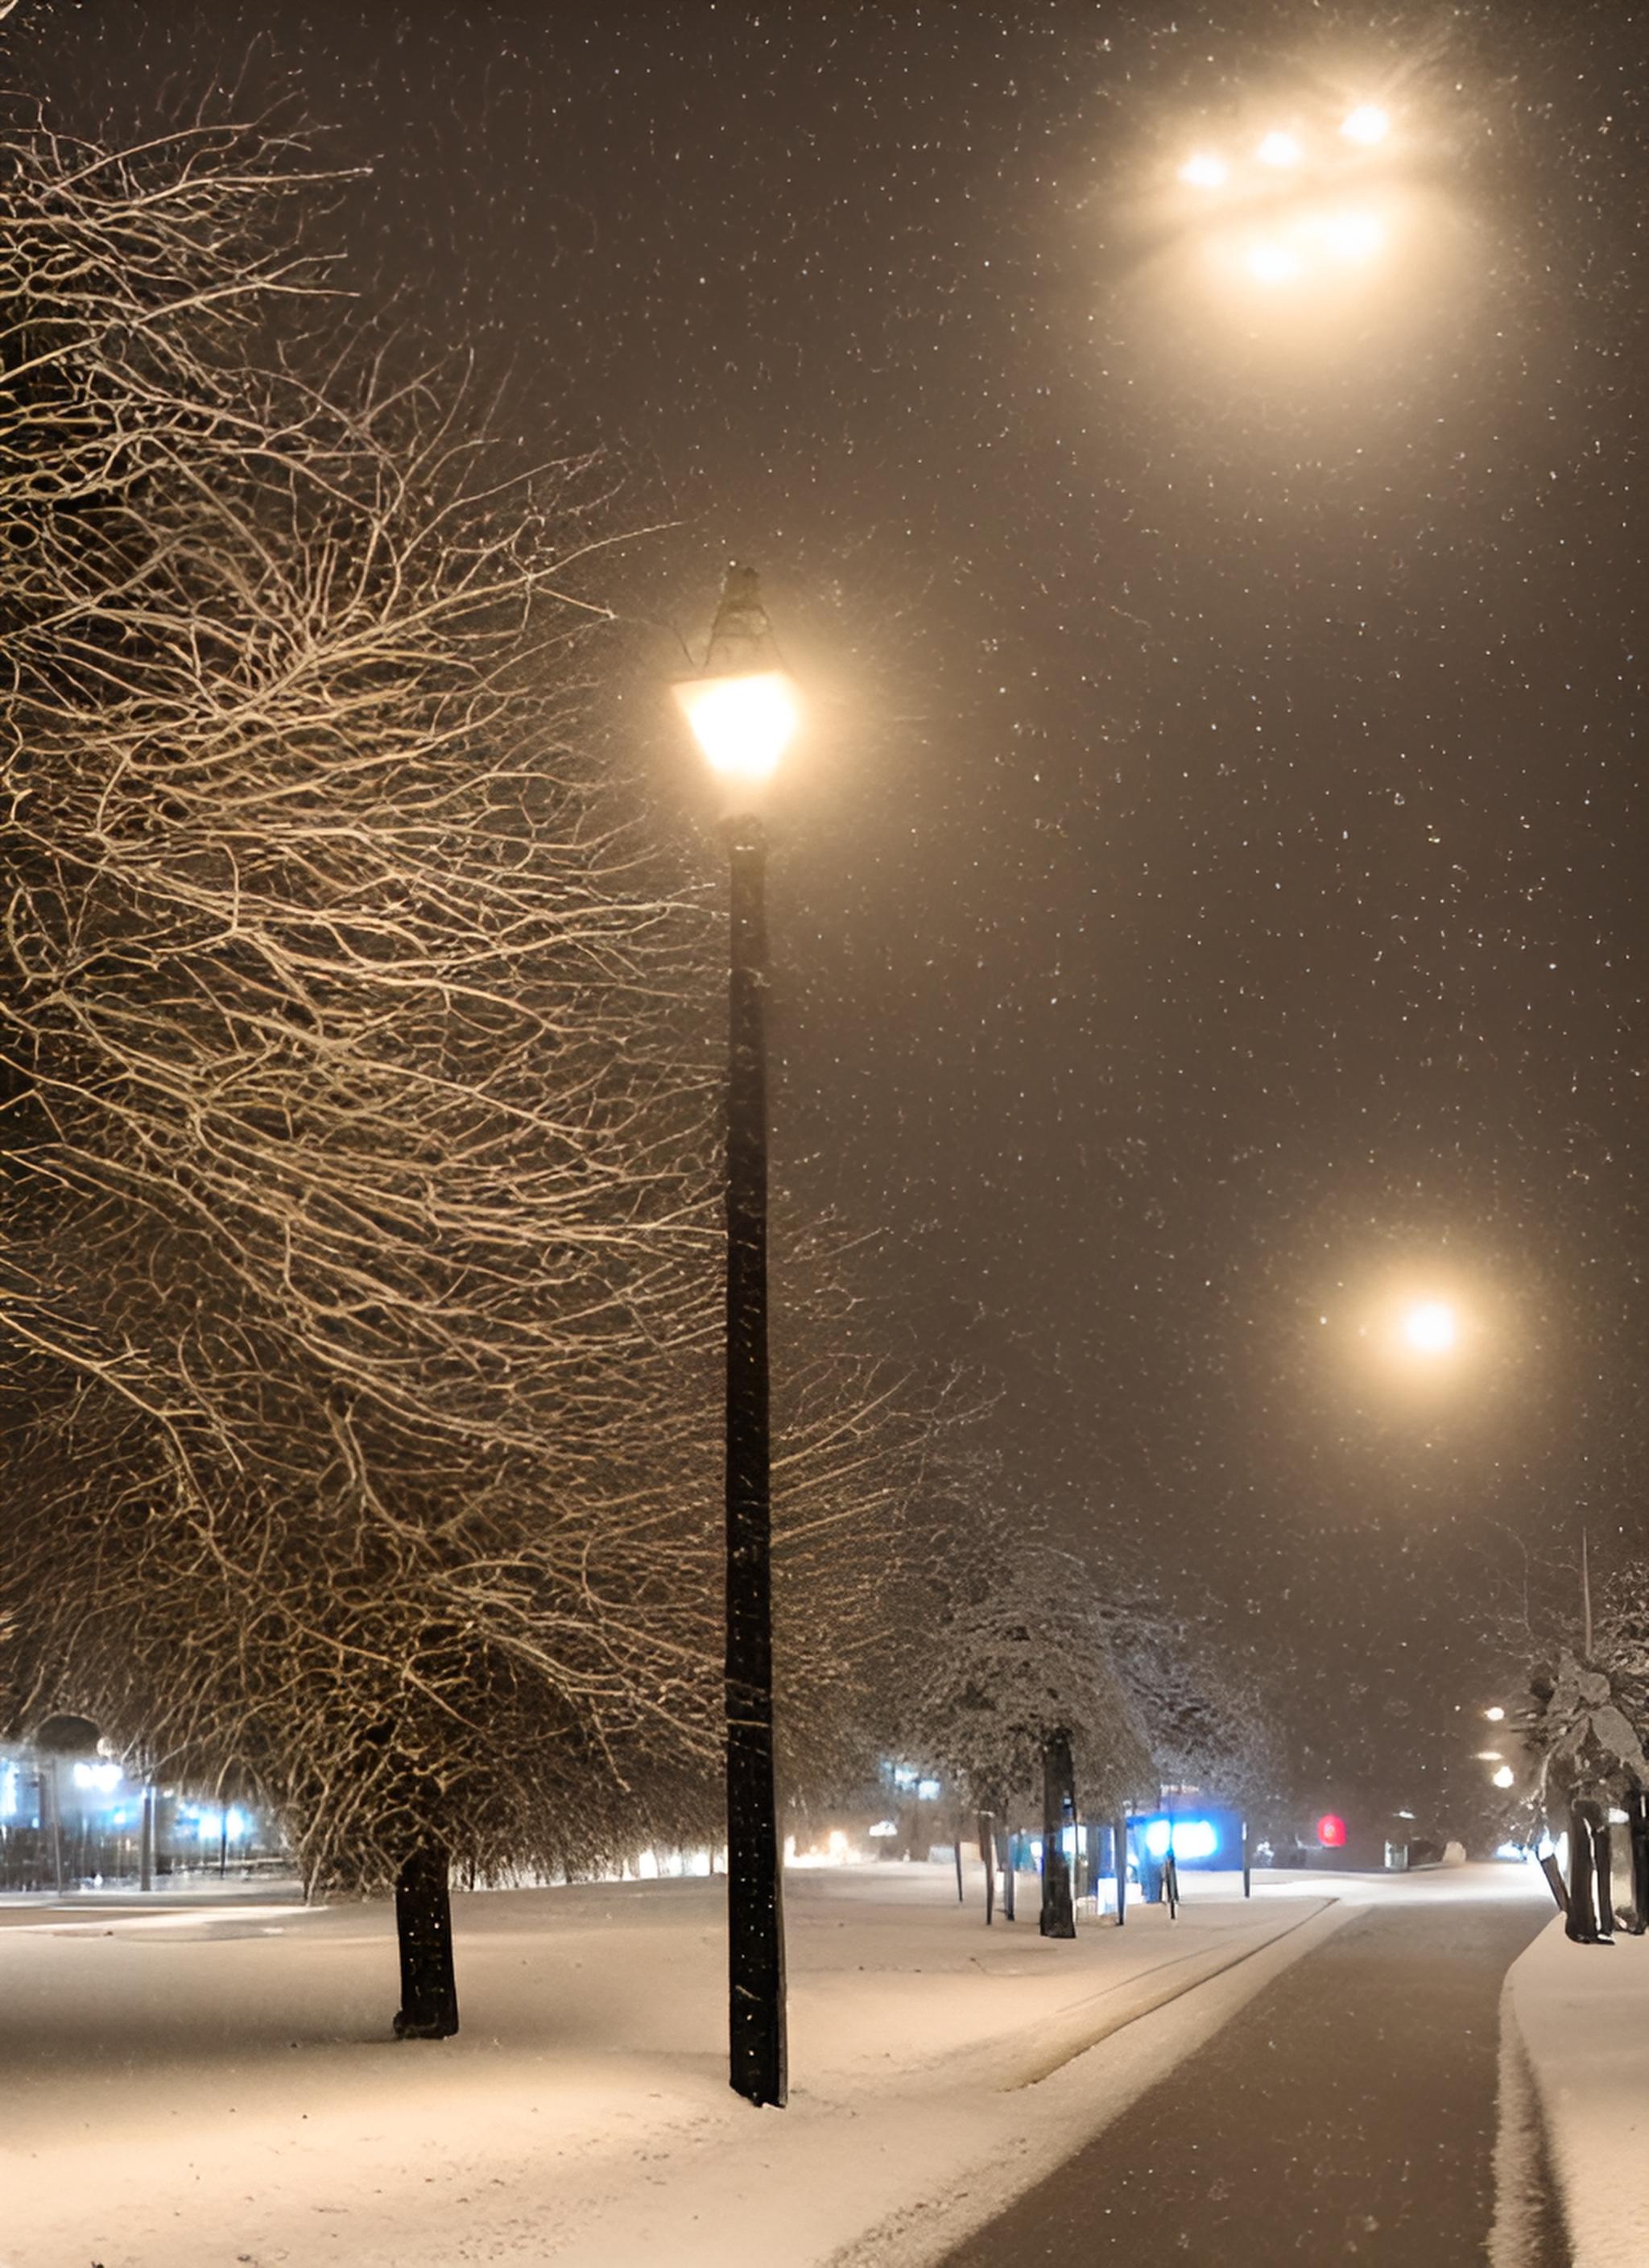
[1499,1914,1649,2267]
[2,1861,1341,2268]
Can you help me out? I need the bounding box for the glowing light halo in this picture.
[1244,239,1303,286]
[1403,1301,1458,1357]
[1180,151,1230,189]
[1341,103,1391,146]
[1256,129,1304,168]
[1315,209,1385,263]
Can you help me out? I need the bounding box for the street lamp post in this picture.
[676,565,799,2109]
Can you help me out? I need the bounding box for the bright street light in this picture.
[1492,1765,1516,1790]
[674,668,799,787]
[1484,1706,1506,1723]
[1256,130,1304,168]
[676,563,796,2111]
[1403,1301,1457,1356]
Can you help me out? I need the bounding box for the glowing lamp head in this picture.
[1491,1765,1516,1790]
[1341,104,1391,147]
[1256,130,1304,169]
[1403,1301,1457,1356]
[1484,1706,1506,1723]
[674,668,798,787]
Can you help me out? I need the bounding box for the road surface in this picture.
[941,1881,1555,2266]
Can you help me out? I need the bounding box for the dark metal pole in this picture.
[724,816,787,2108]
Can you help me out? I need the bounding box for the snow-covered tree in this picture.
[899,1523,1154,1931]
[0,110,952,2034]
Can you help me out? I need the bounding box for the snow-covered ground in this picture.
[1498,1910,1649,2268]
[2,1860,1344,2268]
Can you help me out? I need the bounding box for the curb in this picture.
[1490,1953,1574,2268]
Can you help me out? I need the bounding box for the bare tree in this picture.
[0,110,973,2036]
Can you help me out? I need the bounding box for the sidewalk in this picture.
[2,1860,1340,2268]
[1498,1913,1649,2268]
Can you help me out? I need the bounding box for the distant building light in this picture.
[1143,1817,1220,1862]
[916,1778,942,1802]
[868,1819,898,1839]
[71,1761,122,1794]
[890,1765,918,1790]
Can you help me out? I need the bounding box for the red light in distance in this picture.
[1316,1813,1348,1849]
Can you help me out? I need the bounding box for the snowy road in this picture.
[939,1877,1552,2266]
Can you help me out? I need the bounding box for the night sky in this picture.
[21,0,1649,1813]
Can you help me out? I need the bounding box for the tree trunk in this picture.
[1595,1819,1616,1939]
[1081,1818,1101,1908]
[46,1761,64,1894]
[1241,1817,1251,1899]
[1039,1730,1076,1939]
[953,1806,965,1903]
[978,1811,995,1926]
[1627,1790,1649,1933]
[139,1784,155,1893]
[393,1840,460,2038]
[1114,1814,1128,1927]
[997,1827,1015,1922]
[1566,1802,1602,1943]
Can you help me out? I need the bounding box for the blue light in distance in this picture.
[1143,1817,1220,1862]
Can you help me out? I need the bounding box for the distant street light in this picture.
[675,565,799,2111]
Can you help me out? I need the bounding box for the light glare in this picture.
[1180,151,1229,189]
[1318,209,1385,263]
[675,668,798,784]
[1341,104,1391,146]
[1492,1765,1515,1790]
[1403,1302,1457,1355]
[1246,241,1302,287]
[1256,130,1304,168]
